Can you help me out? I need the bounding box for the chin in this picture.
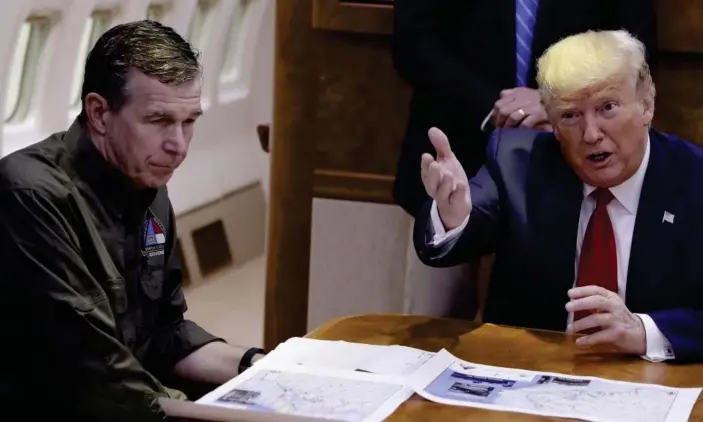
[582,171,624,188]
[137,174,173,189]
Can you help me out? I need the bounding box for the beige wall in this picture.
[307,199,472,331]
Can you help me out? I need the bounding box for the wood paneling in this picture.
[653,55,703,145]
[657,0,703,53]
[264,1,318,351]
[313,169,395,203]
[266,0,405,350]
[311,33,410,186]
[312,0,394,35]
[653,0,703,145]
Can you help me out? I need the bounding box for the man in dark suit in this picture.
[392,0,656,217]
[415,29,703,362]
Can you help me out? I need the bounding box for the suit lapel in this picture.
[528,138,583,296]
[626,131,683,310]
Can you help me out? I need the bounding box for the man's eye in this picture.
[603,102,618,111]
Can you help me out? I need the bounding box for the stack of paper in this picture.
[259,337,435,376]
[191,338,701,422]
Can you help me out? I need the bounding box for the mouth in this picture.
[586,152,612,164]
[150,163,177,171]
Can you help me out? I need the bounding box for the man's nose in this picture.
[163,125,188,155]
[582,115,603,144]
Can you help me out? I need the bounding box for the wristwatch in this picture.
[239,347,266,374]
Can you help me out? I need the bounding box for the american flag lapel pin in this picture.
[662,211,675,224]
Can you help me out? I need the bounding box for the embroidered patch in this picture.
[142,214,166,258]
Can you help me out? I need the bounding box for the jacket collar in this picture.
[64,118,157,220]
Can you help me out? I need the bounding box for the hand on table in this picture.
[565,286,646,355]
[420,128,471,230]
[492,87,552,131]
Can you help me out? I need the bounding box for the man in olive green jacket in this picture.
[0,20,264,421]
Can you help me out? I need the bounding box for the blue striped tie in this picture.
[515,0,539,87]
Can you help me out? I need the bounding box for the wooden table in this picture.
[307,314,703,421]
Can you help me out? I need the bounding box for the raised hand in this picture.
[420,127,472,230]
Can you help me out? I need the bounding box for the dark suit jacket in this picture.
[414,128,703,362]
[392,0,657,217]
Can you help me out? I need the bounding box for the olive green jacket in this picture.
[0,120,222,421]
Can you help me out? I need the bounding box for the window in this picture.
[222,0,251,77]
[4,18,51,123]
[188,0,217,50]
[70,10,113,108]
[147,3,169,22]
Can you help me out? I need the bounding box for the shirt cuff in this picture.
[635,313,675,362]
[429,200,469,246]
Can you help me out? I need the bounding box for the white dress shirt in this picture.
[429,136,675,361]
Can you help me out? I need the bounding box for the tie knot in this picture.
[592,188,614,207]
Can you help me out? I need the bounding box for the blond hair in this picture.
[536,30,654,106]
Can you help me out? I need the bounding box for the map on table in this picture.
[197,338,423,422]
[195,338,701,422]
[212,369,407,422]
[411,349,701,422]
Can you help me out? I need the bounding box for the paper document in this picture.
[261,337,434,377]
[197,362,413,422]
[410,350,701,422]
[196,338,435,421]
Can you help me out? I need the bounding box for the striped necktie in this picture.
[515,0,539,87]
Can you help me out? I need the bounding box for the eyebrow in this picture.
[552,104,578,113]
[144,109,204,119]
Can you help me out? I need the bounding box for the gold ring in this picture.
[517,108,526,118]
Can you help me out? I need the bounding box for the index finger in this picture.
[565,295,616,314]
[494,94,516,110]
[499,88,515,98]
[421,153,434,172]
[568,285,614,300]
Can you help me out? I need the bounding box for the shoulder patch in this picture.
[143,213,167,257]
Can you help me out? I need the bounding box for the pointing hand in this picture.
[420,128,472,230]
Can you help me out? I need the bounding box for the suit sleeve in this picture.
[414,134,503,267]
[0,189,171,421]
[647,310,703,362]
[145,205,225,380]
[393,0,498,120]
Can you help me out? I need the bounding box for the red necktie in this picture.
[574,188,618,331]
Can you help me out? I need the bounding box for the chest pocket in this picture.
[71,194,128,315]
[140,254,165,300]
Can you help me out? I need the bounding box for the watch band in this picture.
[239,347,266,374]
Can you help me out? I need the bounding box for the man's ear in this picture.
[642,96,655,126]
[83,93,110,135]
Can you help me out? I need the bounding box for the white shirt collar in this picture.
[583,134,650,215]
